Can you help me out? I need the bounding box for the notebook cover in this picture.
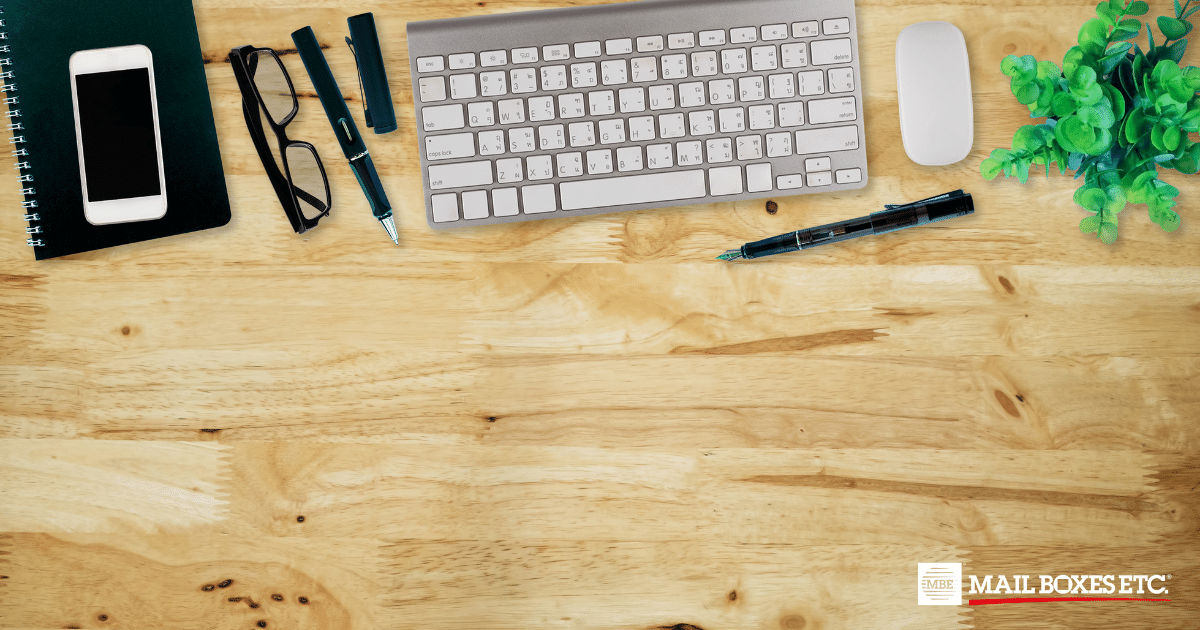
[4,0,231,260]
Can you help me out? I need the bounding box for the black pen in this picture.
[292,26,398,244]
[717,190,974,261]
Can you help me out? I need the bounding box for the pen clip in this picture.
[345,36,373,128]
[338,117,355,144]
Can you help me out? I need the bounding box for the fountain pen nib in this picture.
[716,249,744,261]
[380,215,399,244]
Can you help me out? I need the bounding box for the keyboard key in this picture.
[539,124,567,150]
[493,188,520,216]
[602,59,628,85]
[778,102,804,127]
[722,49,748,73]
[637,36,665,52]
[557,152,584,177]
[498,99,525,124]
[730,27,758,43]
[823,18,851,35]
[792,21,819,37]
[805,157,831,172]
[480,50,508,67]
[560,170,706,210]
[543,44,570,60]
[496,158,524,183]
[575,41,603,58]
[529,96,556,121]
[736,135,763,160]
[569,121,596,146]
[649,84,676,110]
[677,140,703,165]
[659,112,686,138]
[449,53,476,70]
[511,68,538,94]
[781,43,808,68]
[647,143,673,169]
[761,24,788,41]
[778,174,804,189]
[707,138,734,162]
[828,68,855,93]
[661,54,689,79]
[807,171,833,186]
[463,102,492,127]
[738,76,766,101]
[751,46,778,71]
[617,146,643,171]
[431,193,459,222]
[748,104,775,130]
[689,110,716,135]
[629,116,655,141]
[419,77,447,102]
[699,30,726,46]
[599,118,627,144]
[462,190,489,219]
[836,168,862,184]
[558,93,586,118]
[417,56,445,72]
[509,127,536,152]
[795,125,860,154]
[747,163,773,192]
[691,51,719,77]
[811,38,853,65]
[428,161,493,190]
[808,96,857,124]
[719,107,745,133]
[619,87,646,113]
[541,65,568,91]
[589,91,616,116]
[479,71,507,96]
[512,47,539,63]
[766,132,792,157]
[709,79,735,104]
[606,38,633,55]
[421,104,465,131]
[527,155,554,180]
[679,81,706,107]
[587,149,613,174]
[631,57,658,82]
[450,74,477,99]
[572,62,598,88]
[522,184,558,213]
[709,165,743,195]
[769,73,795,98]
[479,129,505,155]
[669,33,696,49]
[797,70,825,95]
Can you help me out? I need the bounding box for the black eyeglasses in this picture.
[229,45,331,234]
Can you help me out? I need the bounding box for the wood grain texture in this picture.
[1,0,1198,628]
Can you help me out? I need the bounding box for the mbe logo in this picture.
[918,563,963,605]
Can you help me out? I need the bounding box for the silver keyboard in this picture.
[407,0,867,229]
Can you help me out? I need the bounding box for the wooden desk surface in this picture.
[1,0,1197,628]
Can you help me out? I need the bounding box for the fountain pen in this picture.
[718,190,974,261]
[293,26,398,244]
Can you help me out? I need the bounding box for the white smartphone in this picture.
[69,45,168,225]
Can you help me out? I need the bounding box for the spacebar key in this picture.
[560,170,707,211]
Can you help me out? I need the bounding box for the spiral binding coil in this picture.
[0,6,38,247]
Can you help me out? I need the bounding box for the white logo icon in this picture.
[918,563,963,605]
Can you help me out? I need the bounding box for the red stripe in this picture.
[968,597,1171,605]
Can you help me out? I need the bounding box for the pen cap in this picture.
[292,26,367,159]
[347,13,398,134]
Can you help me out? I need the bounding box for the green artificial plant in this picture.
[981,0,1200,243]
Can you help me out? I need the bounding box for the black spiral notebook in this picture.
[3,0,230,260]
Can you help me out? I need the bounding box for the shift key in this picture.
[428,161,493,190]
[808,96,858,124]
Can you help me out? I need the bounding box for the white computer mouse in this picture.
[895,21,974,166]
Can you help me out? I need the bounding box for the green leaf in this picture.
[1063,47,1086,79]
[1159,16,1188,39]
[1164,125,1182,151]
[1127,0,1150,15]
[1097,2,1116,23]
[1172,143,1200,173]
[1104,83,1127,120]
[1016,82,1041,104]
[1186,4,1200,18]
[1098,221,1119,244]
[1125,108,1146,142]
[1148,22,1157,50]
[980,157,1005,180]
[1164,39,1188,63]
[1175,0,1182,18]
[1080,215,1102,233]
[1081,187,1108,210]
[1080,19,1111,55]
[1052,92,1079,116]
[1152,122,1166,149]
[1001,55,1023,77]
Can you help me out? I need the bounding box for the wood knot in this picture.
[997,276,1015,294]
[727,590,738,601]
[299,596,309,604]
[766,200,778,214]
[272,594,284,601]
[120,326,131,336]
[780,615,807,629]
[201,584,216,591]
[217,579,233,588]
[994,390,1020,418]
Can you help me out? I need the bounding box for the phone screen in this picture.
[74,68,162,202]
